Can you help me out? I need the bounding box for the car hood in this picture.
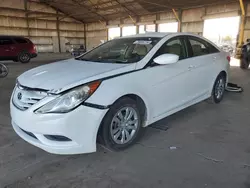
[18,59,135,94]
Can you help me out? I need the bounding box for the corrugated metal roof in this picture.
[38,0,238,23]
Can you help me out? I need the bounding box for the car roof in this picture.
[118,32,203,39]
[120,32,172,38]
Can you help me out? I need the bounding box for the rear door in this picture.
[13,37,30,54]
[185,36,221,97]
[0,37,16,58]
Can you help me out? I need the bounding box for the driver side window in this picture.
[155,38,187,60]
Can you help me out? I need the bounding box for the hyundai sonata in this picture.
[10,32,230,154]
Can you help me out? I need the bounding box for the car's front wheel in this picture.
[99,97,144,151]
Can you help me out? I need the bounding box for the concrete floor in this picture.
[1,54,250,188]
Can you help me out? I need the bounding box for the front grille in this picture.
[12,84,47,110]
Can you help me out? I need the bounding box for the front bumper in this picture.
[10,102,108,155]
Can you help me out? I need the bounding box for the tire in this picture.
[18,52,31,63]
[210,73,226,104]
[0,64,8,78]
[99,97,144,151]
[240,58,249,69]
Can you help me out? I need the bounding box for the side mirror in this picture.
[153,54,179,65]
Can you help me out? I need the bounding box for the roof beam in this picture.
[136,0,172,9]
[114,0,138,16]
[41,2,85,23]
[72,0,108,21]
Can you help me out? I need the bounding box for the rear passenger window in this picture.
[15,38,28,44]
[189,37,219,57]
[208,43,220,53]
[0,38,13,45]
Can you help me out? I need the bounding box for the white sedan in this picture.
[10,32,230,154]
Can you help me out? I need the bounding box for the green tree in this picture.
[222,35,232,43]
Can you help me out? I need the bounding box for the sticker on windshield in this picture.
[133,40,152,45]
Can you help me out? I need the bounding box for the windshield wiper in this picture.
[75,58,128,64]
[112,60,128,63]
[75,57,91,61]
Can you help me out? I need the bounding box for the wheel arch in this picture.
[96,93,150,145]
[112,94,148,127]
[96,92,150,141]
[220,70,227,79]
[209,70,228,95]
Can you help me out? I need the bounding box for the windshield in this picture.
[77,37,161,64]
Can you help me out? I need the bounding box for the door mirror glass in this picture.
[153,54,179,65]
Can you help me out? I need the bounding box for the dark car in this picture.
[240,39,250,69]
[0,36,37,63]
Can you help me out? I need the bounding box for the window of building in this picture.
[145,24,156,32]
[122,26,136,36]
[139,25,145,34]
[158,22,178,32]
[108,27,120,40]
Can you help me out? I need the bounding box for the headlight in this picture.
[35,81,101,114]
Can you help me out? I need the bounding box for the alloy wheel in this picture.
[215,78,225,99]
[110,107,139,144]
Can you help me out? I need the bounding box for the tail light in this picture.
[227,56,231,63]
[33,45,37,53]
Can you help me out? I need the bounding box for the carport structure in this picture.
[2,1,250,188]
[0,0,248,53]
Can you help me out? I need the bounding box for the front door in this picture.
[141,37,199,119]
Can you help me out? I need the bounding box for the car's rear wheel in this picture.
[99,97,144,151]
[211,73,226,103]
[18,52,31,63]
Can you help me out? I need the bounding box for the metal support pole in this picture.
[56,10,61,53]
[238,0,246,46]
[24,0,30,37]
[172,9,181,32]
[178,9,182,32]
[120,19,123,37]
[155,13,160,32]
[136,17,139,34]
[84,23,87,50]
[106,21,109,41]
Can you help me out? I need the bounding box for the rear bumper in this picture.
[30,53,37,58]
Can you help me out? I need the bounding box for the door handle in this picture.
[213,56,217,61]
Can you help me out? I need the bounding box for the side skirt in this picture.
[146,92,210,126]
